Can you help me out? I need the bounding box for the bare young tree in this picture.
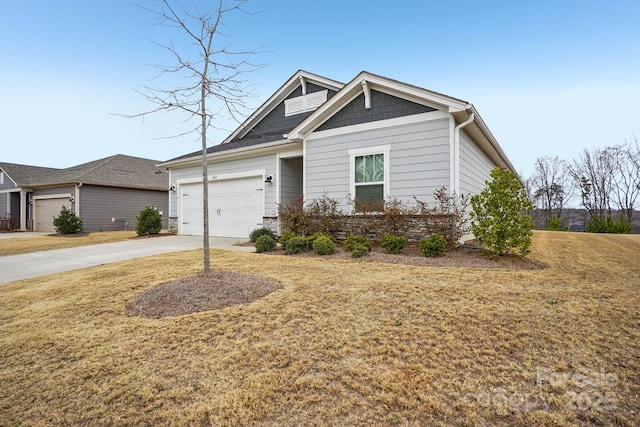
[530,156,573,226]
[131,0,263,273]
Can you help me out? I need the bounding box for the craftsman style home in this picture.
[159,70,517,238]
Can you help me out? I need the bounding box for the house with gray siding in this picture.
[159,70,517,238]
[0,155,169,232]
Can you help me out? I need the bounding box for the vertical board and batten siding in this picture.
[169,153,277,217]
[459,131,497,197]
[79,185,168,231]
[280,157,303,207]
[305,118,451,209]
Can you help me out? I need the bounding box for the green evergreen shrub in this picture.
[249,227,275,242]
[313,235,336,255]
[419,234,447,257]
[344,235,372,252]
[278,231,297,246]
[350,243,370,258]
[380,233,408,254]
[284,236,311,255]
[52,206,84,234]
[135,206,162,236]
[470,167,534,259]
[255,235,277,253]
[307,231,335,244]
[586,215,632,234]
[547,216,564,231]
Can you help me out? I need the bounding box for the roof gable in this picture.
[221,70,344,144]
[288,71,470,140]
[316,89,435,132]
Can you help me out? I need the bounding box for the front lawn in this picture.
[0,231,638,426]
[0,231,143,256]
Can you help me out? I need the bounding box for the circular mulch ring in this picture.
[126,270,282,319]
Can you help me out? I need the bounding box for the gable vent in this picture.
[285,90,328,116]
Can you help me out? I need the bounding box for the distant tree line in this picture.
[526,134,640,232]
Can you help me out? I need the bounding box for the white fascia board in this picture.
[222,71,345,144]
[468,105,517,174]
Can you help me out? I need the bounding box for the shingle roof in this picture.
[0,155,168,191]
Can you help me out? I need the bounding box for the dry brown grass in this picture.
[1,231,639,426]
[0,231,140,256]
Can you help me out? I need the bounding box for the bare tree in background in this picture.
[609,136,640,222]
[530,156,574,227]
[569,147,616,221]
[130,0,263,273]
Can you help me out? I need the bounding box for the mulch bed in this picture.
[127,271,282,319]
[268,241,548,270]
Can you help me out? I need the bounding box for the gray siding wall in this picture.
[306,118,451,211]
[0,193,8,217]
[280,157,303,206]
[0,173,17,191]
[459,130,497,197]
[79,185,168,232]
[33,186,75,197]
[170,153,277,217]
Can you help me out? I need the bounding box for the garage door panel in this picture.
[179,176,264,238]
[35,198,70,232]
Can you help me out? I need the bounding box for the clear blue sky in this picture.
[1,0,639,178]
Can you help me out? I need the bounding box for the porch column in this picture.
[20,190,27,231]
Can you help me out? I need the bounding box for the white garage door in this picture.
[35,198,70,232]
[180,175,264,238]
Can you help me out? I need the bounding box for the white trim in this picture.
[0,171,4,185]
[305,110,450,141]
[449,116,456,192]
[284,90,328,116]
[348,145,391,209]
[278,148,303,159]
[302,139,307,201]
[32,193,72,201]
[275,153,281,211]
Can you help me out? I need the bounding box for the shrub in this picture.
[380,233,408,254]
[284,236,311,255]
[470,167,534,259]
[344,235,372,252]
[307,231,335,244]
[255,235,277,253]
[135,206,162,236]
[305,194,344,236]
[249,227,275,243]
[547,215,564,231]
[52,206,83,234]
[279,231,297,246]
[585,215,632,234]
[312,235,336,255]
[419,234,447,258]
[277,195,308,235]
[414,188,470,248]
[350,243,370,258]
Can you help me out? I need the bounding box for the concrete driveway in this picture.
[0,235,254,285]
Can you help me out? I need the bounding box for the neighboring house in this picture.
[0,155,169,232]
[159,70,517,238]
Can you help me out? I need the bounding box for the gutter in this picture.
[453,106,475,194]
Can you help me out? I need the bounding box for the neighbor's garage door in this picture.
[180,176,264,238]
[35,198,70,232]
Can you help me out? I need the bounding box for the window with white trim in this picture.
[349,145,390,211]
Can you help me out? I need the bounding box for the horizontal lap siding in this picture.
[79,185,168,231]
[459,131,496,197]
[306,118,450,209]
[280,157,303,207]
[169,154,277,217]
[33,186,75,197]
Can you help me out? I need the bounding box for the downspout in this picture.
[453,107,475,195]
